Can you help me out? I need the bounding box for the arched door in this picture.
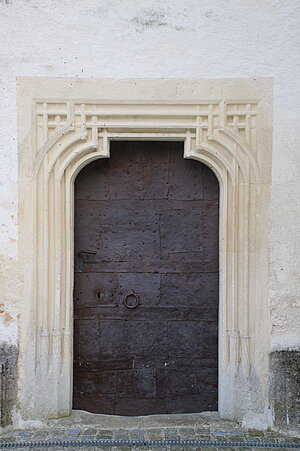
[73,141,219,415]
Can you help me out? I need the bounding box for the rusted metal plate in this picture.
[160,273,219,307]
[73,141,219,415]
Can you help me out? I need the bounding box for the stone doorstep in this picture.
[0,411,299,449]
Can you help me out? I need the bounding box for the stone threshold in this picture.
[0,411,299,450]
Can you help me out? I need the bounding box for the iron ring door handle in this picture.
[123,292,140,309]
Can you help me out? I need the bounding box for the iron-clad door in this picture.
[73,141,219,415]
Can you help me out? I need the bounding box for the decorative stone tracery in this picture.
[18,78,272,424]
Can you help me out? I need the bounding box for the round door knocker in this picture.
[123,291,140,309]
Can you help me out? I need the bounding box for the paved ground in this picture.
[0,411,299,450]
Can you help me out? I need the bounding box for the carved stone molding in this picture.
[18,78,273,424]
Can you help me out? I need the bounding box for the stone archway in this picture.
[18,78,273,426]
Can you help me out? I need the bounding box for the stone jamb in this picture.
[17,78,273,426]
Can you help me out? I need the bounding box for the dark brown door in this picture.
[73,141,219,415]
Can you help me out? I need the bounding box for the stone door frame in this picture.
[17,78,273,425]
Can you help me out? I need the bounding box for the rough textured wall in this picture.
[0,0,299,427]
[0,344,18,427]
[270,351,300,432]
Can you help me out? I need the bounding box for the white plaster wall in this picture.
[0,0,299,367]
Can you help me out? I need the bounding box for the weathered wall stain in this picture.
[131,8,185,32]
[0,254,20,338]
[0,305,13,325]
[270,350,300,431]
[0,343,18,426]
[204,10,220,22]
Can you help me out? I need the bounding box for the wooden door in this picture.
[73,141,219,415]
